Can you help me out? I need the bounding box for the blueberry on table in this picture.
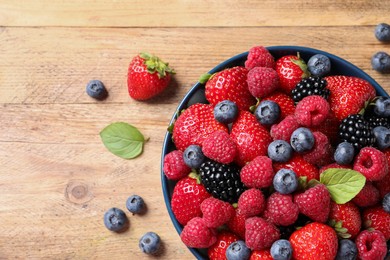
[86,79,108,100]
[126,195,145,214]
[273,169,298,195]
[225,240,251,260]
[139,232,161,255]
[268,140,293,163]
[254,100,281,125]
[371,52,390,73]
[183,144,205,169]
[334,141,355,165]
[103,207,128,232]
[270,239,293,260]
[335,239,357,260]
[214,100,239,124]
[307,54,331,77]
[375,23,390,42]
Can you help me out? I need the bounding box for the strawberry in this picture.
[275,54,310,94]
[204,66,256,110]
[172,103,228,151]
[250,249,273,260]
[180,217,217,248]
[352,181,380,208]
[273,153,320,181]
[325,75,376,121]
[127,52,174,100]
[171,174,211,225]
[230,111,273,166]
[208,231,240,260]
[328,201,362,239]
[363,206,390,240]
[263,91,296,120]
[290,222,338,260]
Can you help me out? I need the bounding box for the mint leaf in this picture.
[100,122,145,159]
[320,168,366,204]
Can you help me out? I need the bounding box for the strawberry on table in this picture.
[275,54,310,94]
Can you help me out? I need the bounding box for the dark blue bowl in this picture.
[161,46,388,260]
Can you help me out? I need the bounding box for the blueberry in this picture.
[214,100,239,124]
[226,240,251,260]
[139,232,161,255]
[254,100,281,125]
[273,169,298,194]
[183,145,204,169]
[375,23,390,42]
[336,239,358,260]
[334,142,355,165]
[373,126,390,150]
[270,239,293,260]
[86,80,108,100]
[375,97,390,117]
[371,52,390,73]
[307,54,331,77]
[290,127,315,153]
[126,195,145,214]
[383,193,390,213]
[103,207,128,232]
[268,140,293,163]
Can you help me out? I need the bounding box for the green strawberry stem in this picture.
[188,171,202,184]
[140,52,175,78]
[292,52,310,78]
[199,73,213,84]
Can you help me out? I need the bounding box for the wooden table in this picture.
[1,1,389,259]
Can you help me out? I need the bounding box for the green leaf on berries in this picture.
[320,168,366,204]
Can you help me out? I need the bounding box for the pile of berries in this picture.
[163,46,390,260]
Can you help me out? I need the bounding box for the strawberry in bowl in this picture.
[161,46,390,260]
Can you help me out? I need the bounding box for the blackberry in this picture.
[199,160,246,203]
[364,105,390,129]
[339,114,376,151]
[291,77,330,103]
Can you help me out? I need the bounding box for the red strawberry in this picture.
[273,153,319,181]
[289,222,338,260]
[202,130,237,164]
[230,111,273,166]
[275,54,310,94]
[204,66,256,110]
[227,208,246,239]
[363,206,390,240]
[245,217,280,250]
[352,181,380,208]
[172,103,228,151]
[180,217,217,248]
[356,230,387,260]
[127,52,174,100]
[200,197,235,228]
[325,75,376,121]
[328,201,362,239]
[250,249,273,260]
[263,91,296,120]
[171,174,211,225]
[208,231,240,260]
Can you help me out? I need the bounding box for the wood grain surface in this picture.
[0,1,390,259]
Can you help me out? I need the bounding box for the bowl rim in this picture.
[160,45,388,260]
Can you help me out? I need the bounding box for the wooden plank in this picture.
[0,0,389,27]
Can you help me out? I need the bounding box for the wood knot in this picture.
[65,180,93,205]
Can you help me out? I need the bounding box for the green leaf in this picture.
[100,122,145,159]
[199,73,212,84]
[320,168,366,204]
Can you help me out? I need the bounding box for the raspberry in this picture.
[352,182,380,207]
[356,230,387,260]
[202,130,237,164]
[302,131,333,167]
[237,188,266,218]
[247,67,279,98]
[270,115,300,141]
[163,150,191,180]
[208,231,240,260]
[353,147,388,181]
[263,193,299,226]
[375,172,390,198]
[180,217,217,248]
[245,46,275,70]
[227,208,246,239]
[240,156,274,189]
[245,217,280,250]
[294,184,331,223]
[200,197,235,228]
[294,95,330,127]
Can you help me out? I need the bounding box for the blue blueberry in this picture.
[103,207,128,232]
[334,142,355,165]
[273,169,298,195]
[383,193,390,213]
[336,239,357,260]
[373,126,390,150]
[126,195,145,214]
[226,240,251,260]
[214,100,239,124]
[374,97,390,117]
[371,52,390,73]
[270,239,293,260]
[268,140,293,163]
[86,80,108,100]
[307,54,331,77]
[183,145,204,169]
[290,127,315,153]
[375,23,390,42]
[139,232,161,255]
[254,100,281,126]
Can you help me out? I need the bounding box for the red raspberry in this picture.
[180,217,217,248]
[319,162,351,174]
[245,46,275,70]
[353,147,388,181]
[200,197,235,228]
[250,249,273,260]
[294,95,330,127]
[263,91,295,120]
[227,208,246,239]
[202,130,237,164]
[263,193,299,226]
[163,150,191,180]
[245,216,280,250]
[352,181,380,207]
[310,110,340,146]
[208,231,240,260]
[294,184,331,223]
[363,206,390,240]
[356,230,387,260]
[247,67,279,98]
[302,131,333,167]
[238,188,266,218]
[375,172,390,198]
[270,115,300,141]
[240,156,274,188]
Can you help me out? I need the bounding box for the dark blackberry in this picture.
[339,114,376,151]
[291,76,330,103]
[364,105,390,129]
[199,160,246,203]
